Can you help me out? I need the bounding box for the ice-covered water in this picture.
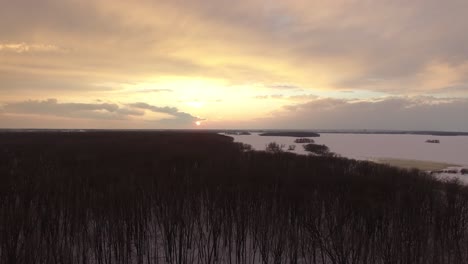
[227,133,468,166]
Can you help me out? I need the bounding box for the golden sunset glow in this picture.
[1,1,468,130]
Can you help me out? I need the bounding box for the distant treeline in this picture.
[318,130,468,136]
[3,129,466,136]
[224,131,251,135]
[259,132,320,137]
[1,132,468,264]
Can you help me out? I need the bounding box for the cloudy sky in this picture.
[1,0,468,130]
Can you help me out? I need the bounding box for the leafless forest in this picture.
[1,132,468,264]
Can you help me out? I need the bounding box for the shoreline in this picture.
[370,158,460,171]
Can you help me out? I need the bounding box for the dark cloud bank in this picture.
[261,97,468,131]
[1,97,467,130]
[1,99,201,125]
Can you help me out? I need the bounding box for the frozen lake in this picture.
[227,133,468,167]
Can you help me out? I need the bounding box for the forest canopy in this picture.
[0,131,467,264]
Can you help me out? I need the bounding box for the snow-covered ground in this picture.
[431,167,468,184]
[226,132,468,183]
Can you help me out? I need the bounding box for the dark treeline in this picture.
[259,132,320,137]
[294,138,315,144]
[303,144,331,156]
[1,132,468,264]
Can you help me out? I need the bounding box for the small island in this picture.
[259,131,320,137]
[425,139,440,144]
[225,131,251,135]
[294,138,315,143]
[303,143,331,155]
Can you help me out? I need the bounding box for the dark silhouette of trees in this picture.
[259,132,320,137]
[303,143,330,155]
[294,138,314,143]
[265,142,284,153]
[0,131,467,264]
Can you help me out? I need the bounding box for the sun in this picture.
[195,121,201,126]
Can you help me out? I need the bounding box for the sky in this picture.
[1,0,468,130]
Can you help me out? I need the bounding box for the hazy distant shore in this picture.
[259,131,320,137]
[2,128,468,136]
